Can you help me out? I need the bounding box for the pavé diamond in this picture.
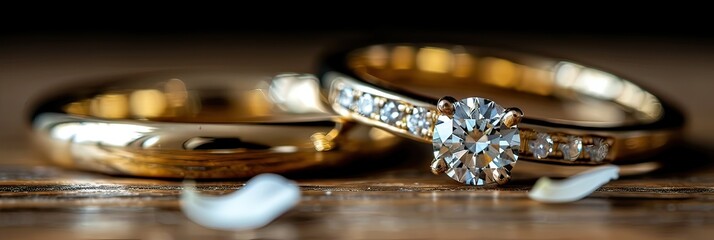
[559,136,583,161]
[357,93,375,116]
[529,133,553,159]
[338,88,353,108]
[380,100,403,124]
[432,97,520,186]
[407,107,430,136]
[586,138,609,162]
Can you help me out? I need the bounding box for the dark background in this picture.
[3,7,712,37]
[3,12,714,154]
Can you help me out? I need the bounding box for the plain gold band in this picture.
[30,71,402,178]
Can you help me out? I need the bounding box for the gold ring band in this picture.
[318,43,684,185]
[30,71,402,178]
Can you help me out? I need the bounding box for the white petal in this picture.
[181,173,301,230]
[528,165,619,203]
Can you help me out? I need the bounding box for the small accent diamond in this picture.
[357,93,375,116]
[338,88,353,108]
[559,136,583,161]
[380,100,403,124]
[529,133,553,159]
[585,138,609,162]
[406,107,430,136]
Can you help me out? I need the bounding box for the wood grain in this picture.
[1,145,714,240]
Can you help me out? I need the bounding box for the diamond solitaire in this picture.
[430,97,522,186]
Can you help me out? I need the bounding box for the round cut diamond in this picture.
[529,133,553,159]
[338,88,353,108]
[559,136,583,161]
[357,93,375,116]
[432,97,520,186]
[586,138,609,162]
[380,100,403,124]
[407,107,430,136]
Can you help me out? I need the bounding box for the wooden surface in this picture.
[3,34,714,239]
[1,141,714,239]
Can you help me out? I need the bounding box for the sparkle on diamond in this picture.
[586,138,609,162]
[529,133,553,159]
[559,136,583,161]
[338,88,353,108]
[432,97,520,186]
[357,93,375,116]
[380,100,403,124]
[407,107,430,136]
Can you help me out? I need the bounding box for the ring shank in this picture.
[348,44,663,127]
[30,71,402,178]
[319,44,684,165]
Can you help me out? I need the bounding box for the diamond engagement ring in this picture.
[319,44,684,186]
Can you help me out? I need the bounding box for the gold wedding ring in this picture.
[319,44,684,185]
[30,71,401,178]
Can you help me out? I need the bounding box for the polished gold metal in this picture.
[430,158,447,175]
[436,96,457,116]
[319,44,684,165]
[31,71,402,178]
[503,107,524,128]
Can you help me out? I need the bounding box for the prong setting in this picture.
[430,158,447,175]
[503,107,523,128]
[437,96,457,116]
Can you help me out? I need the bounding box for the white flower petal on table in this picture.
[181,173,301,230]
[528,165,619,203]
